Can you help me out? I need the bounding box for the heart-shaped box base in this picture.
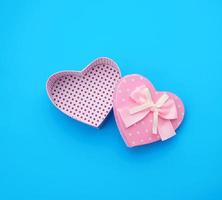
[113,74,185,147]
[46,57,121,128]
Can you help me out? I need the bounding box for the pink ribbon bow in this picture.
[118,85,178,140]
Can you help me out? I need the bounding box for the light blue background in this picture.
[1,0,222,199]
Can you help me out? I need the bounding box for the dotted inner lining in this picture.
[51,64,121,126]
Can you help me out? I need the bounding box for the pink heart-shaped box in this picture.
[46,57,121,128]
[113,74,185,147]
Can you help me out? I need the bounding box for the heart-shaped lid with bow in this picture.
[113,74,185,147]
[46,57,121,128]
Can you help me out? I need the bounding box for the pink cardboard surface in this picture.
[46,57,121,128]
[113,74,185,147]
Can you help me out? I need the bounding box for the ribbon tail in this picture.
[152,111,158,134]
[157,118,176,141]
[118,107,149,128]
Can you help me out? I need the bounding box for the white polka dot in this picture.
[148,137,152,141]
[118,89,122,93]
[140,77,144,80]
[149,119,153,123]
[141,121,145,125]
[140,139,144,143]
[132,141,136,145]
[132,79,135,82]
[128,133,132,136]
[136,131,140,135]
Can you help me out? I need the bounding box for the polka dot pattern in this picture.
[47,58,121,127]
[113,74,185,147]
